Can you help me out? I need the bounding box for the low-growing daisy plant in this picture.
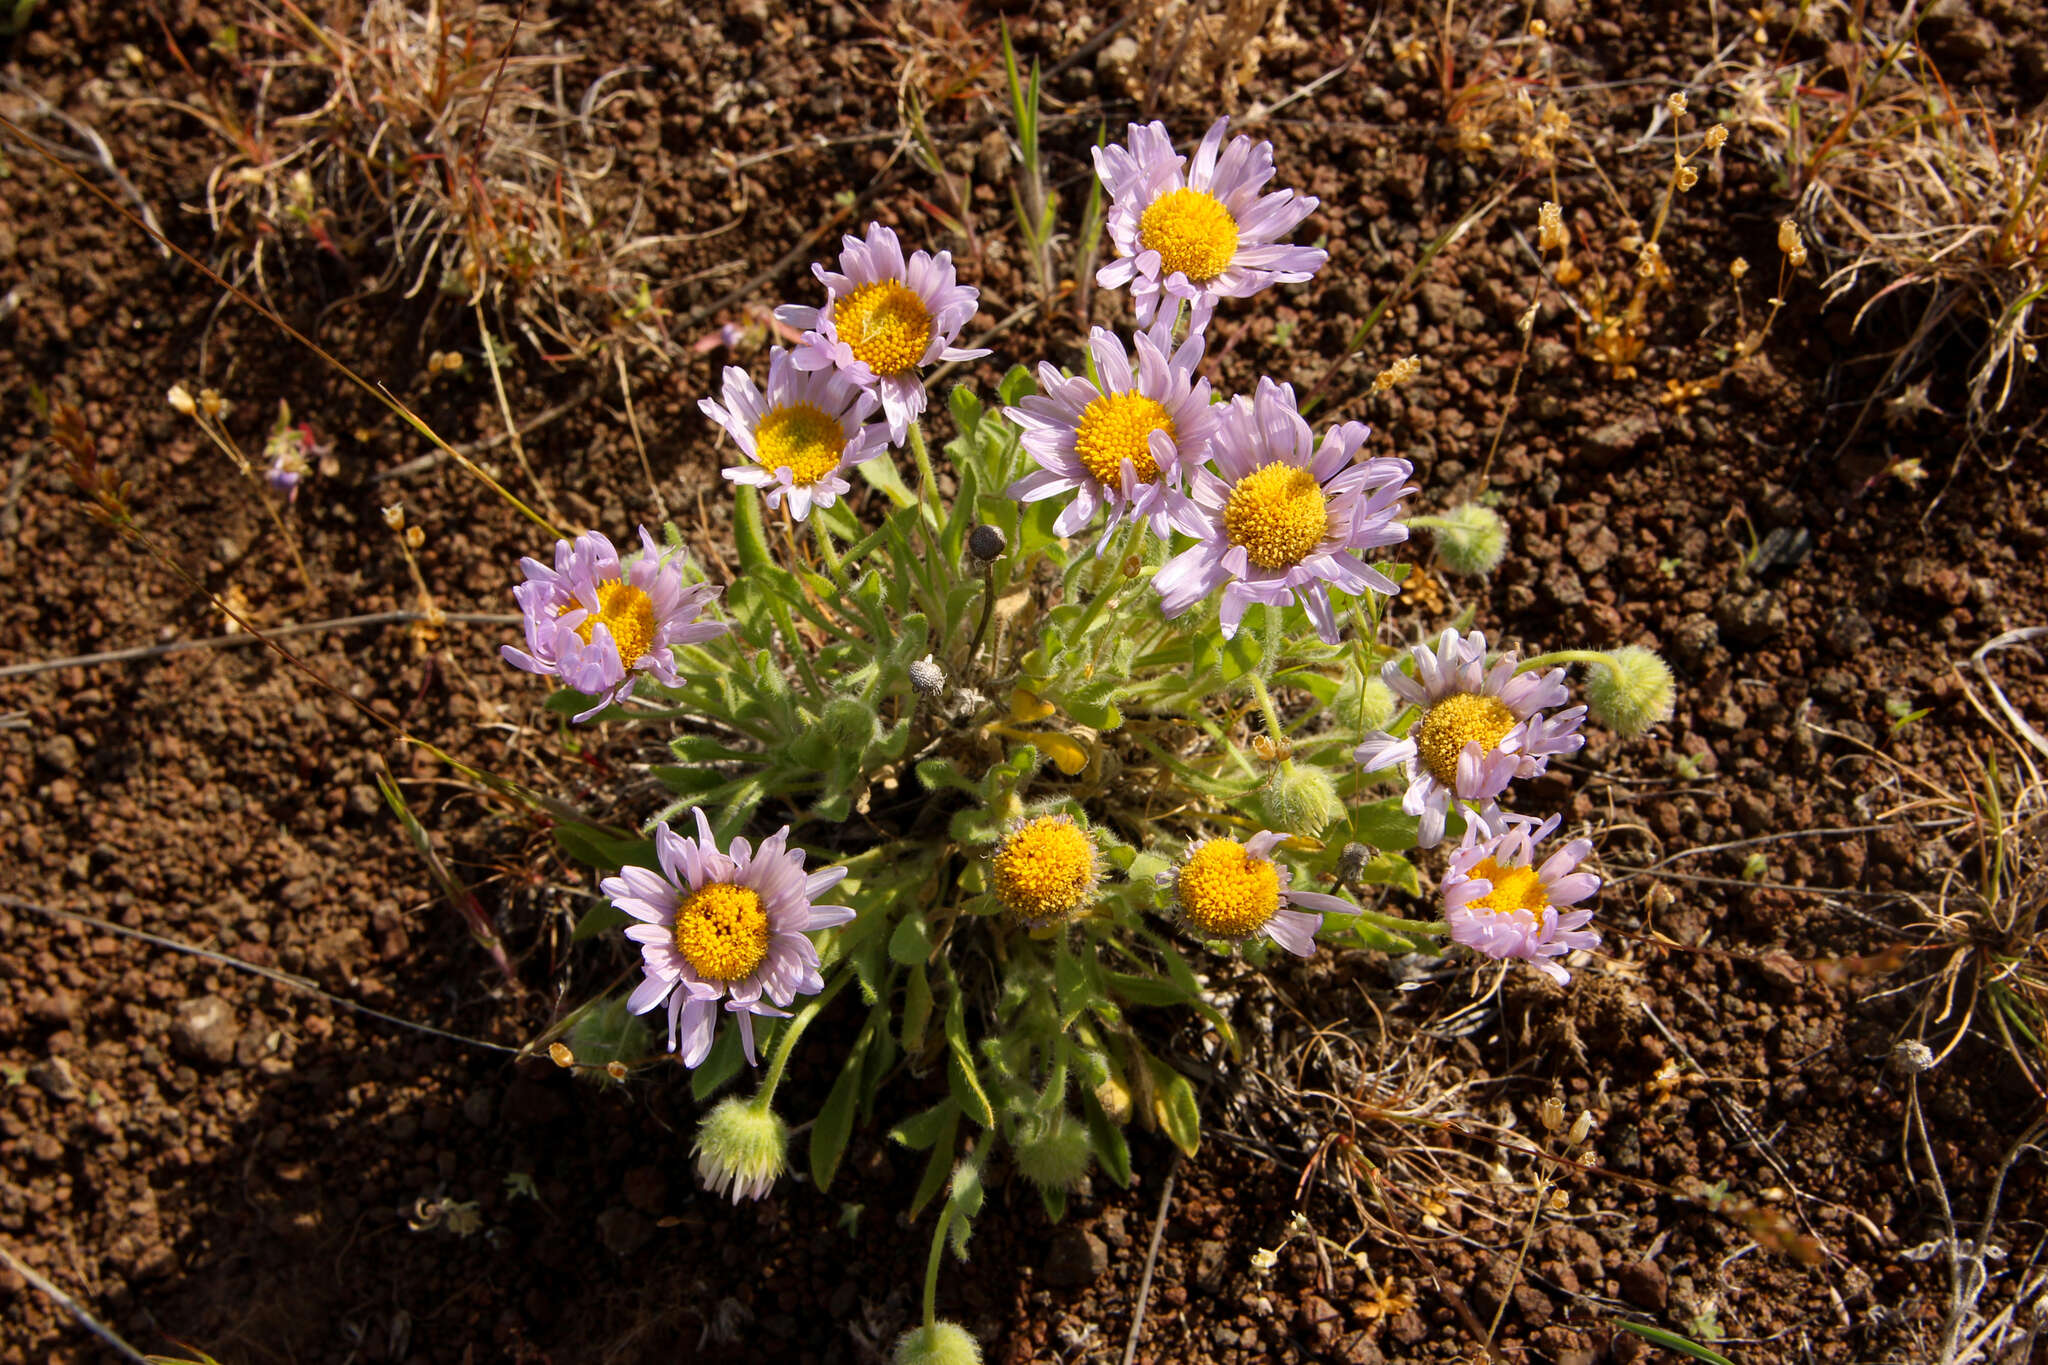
[502,118,1676,1342]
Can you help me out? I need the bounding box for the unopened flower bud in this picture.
[1258,764,1344,836]
[1528,17,1548,37]
[199,388,226,418]
[1778,217,1808,266]
[967,523,1007,564]
[693,1096,789,1203]
[548,1042,574,1067]
[168,384,196,416]
[1430,503,1510,577]
[1537,202,1569,253]
[892,1321,984,1365]
[405,525,425,549]
[1013,1112,1092,1192]
[1586,645,1677,736]
[1568,1110,1595,1147]
[909,654,946,700]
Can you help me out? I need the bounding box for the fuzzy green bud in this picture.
[1355,676,1397,732]
[692,1097,789,1203]
[821,695,879,749]
[1430,504,1510,576]
[892,1322,983,1365]
[1586,645,1677,737]
[1012,1112,1092,1192]
[1258,763,1345,837]
[564,993,651,1083]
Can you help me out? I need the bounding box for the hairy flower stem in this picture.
[754,967,850,1109]
[965,561,999,675]
[1516,649,1611,673]
[811,514,844,583]
[922,1204,954,1329]
[1246,673,1290,757]
[1328,904,1451,939]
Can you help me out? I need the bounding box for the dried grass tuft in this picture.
[1722,19,2047,432]
[174,0,678,368]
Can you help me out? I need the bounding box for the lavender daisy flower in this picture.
[701,347,887,521]
[1157,830,1353,956]
[1152,377,1413,644]
[502,527,726,723]
[1442,813,1601,984]
[775,221,990,443]
[1094,117,1327,330]
[1003,324,1218,550]
[604,808,855,1068]
[1352,629,1588,848]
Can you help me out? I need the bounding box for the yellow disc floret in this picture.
[1223,464,1331,570]
[1074,392,1176,487]
[1466,858,1549,916]
[991,815,1097,924]
[1138,188,1241,284]
[833,279,934,376]
[567,580,658,665]
[1415,692,1518,786]
[754,401,846,485]
[672,882,771,983]
[1175,839,1282,938]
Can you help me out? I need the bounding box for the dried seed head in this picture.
[1518,301,1540,335]
[1516,90,1536,122]
[1537,201,1569,253]
[1336,842,1372,888]
[1548,1189,1571,1212]
[1540,1096,1566,1132]
[548,1041,574,1067]
[1778,217,1808,266]
[1540,103,1571,134]
[908,654,946,700]
[1666,92,1688,118]
[605,1060,628,1081]
[1567,1110,1595,1147]
[967,522,1007,563]
[1528,17,1548,37]
[1891,1039,1937,1074]
[168,384,196,416]
[1676,165,1699,192]
[405,525,425,549]
[1731,257,1751,279]
[199,388,226,418]
[1635,241,1665,278]
[1704,123,1729,150]
[382,503,407,532]
[1373,355,1422,393]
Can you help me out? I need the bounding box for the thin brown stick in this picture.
[0,1240,153,1365]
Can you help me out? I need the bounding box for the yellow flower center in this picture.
[1415,692,1518,786]
[1223,464,1330,570]
[1138,188,1240,285]
[754,401,845,486]
[671,882,771,983]
[1466,858,1549,916]
[1175,839,1282,938]
[833,278,933,377]
[991,816,1096,924]
[564,580,658,665]
[1074,392,1175,487]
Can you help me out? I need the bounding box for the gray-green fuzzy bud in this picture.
[821,695,880,748]
[692,1096,789,1203]
[1258,763,1345,836]
[1430,504,1510,576]
[1012,1112,1092,1192]
[1585,645,1676,737]
[892,1322,984,1365]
